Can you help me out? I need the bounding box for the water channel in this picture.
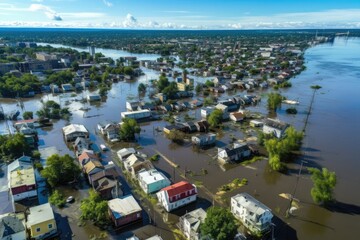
[1,37,359,239]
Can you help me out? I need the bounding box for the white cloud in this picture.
[29,4,62,21]
[123,13,137,27]
[162,11,191,14]
[61,12,106,19]
[1,9,360,29]
[102,0,113,7]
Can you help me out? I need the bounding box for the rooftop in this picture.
[0,212,25,238]
[10,166,36,188]
[181,208,207,233]
[27,203,55,227]
[108,195,142,219]
[160,181,196,198]
[232,193,272,216]
[264,118,289,131]
[138,169,169,185]
[62,124,88,135]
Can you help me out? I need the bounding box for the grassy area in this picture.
[194,181,203,187]
[241,156,265,166]
[170,226,186,240]
[216,178,248,195]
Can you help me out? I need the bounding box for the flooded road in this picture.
[1,37,359,239]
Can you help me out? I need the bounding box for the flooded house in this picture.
[126,101,141,111]
[263,118,289,138]
[89,164,122,199]
[121,109,152,121]
[26,203,57,240]
[178,208,207,240]
[200,107,214,119]
[9,164,37,201]
[62,124,89,142]
[157,181,198,212]
[0,212,26,240]
[230,112,245,122]
[123,154,154,178]
[117,148,137,161]
[231,193,273,234]
[191,133,216,148]
[108,195,142,228]
[73,137,90,156]
[87,94,101,102]
[195,120,210,132]
[217,143,251,163]
[137,169,171,194]
[97,121,120,141]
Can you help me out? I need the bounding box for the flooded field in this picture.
[1,37,359,239]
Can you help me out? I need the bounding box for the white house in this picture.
[230,112,244,122]
[137,169,171,194]
[200,107,214,119]
[157,181,197,212]
[263,118,289,138]
[217,143,251,163]
[179,208,207,240]
[231,193,273,234]
[117,148,137,161]
[62,124,89,142]
[121,109,151,121]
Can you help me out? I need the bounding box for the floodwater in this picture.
[1,37,359,239]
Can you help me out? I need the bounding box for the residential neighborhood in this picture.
[0,26,354,240]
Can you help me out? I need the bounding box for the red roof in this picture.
[161,181,196,199]
[78,151,98,165]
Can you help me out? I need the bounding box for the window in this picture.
[36,227,41,232]
[48,224,53,229]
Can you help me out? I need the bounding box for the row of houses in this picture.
[2,154,59,240]
[176,192,274,240]
[117,148,198,212]
[0,203,58,240]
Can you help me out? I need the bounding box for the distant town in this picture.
[0,29,355,240]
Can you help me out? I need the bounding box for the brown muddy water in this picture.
[1,37,360,239]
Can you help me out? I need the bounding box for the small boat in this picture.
[100,144,108,151]
[282,99,300,105]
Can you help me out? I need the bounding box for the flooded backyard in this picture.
[0,37,359,239]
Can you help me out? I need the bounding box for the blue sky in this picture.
[0,0,360,29]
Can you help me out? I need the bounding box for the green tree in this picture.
[267,92,283,111]
[162,82,178,97]
[207,109,223,128]
[23,111,33,120]
[71,61,79,71]
[205,79,215,88]
[49,190,66,208]
[264,126,303,171]
[138,83,147,93]
[200,206,238,240]
[124,66,134,75]
[309,168,337,205]
[41,154,81,188]
[167,129,186,144]
[119,118,141,141]
[98,84,109,97]
[80,189,109,226]
[157,75,169,92]
[195,83,203,93]
[0,133,31,161]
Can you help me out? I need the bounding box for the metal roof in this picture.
[26,203,55,226]
[108,195,142,219]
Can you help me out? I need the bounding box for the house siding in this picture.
[110,210,142,227]
[29,219,57,240]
